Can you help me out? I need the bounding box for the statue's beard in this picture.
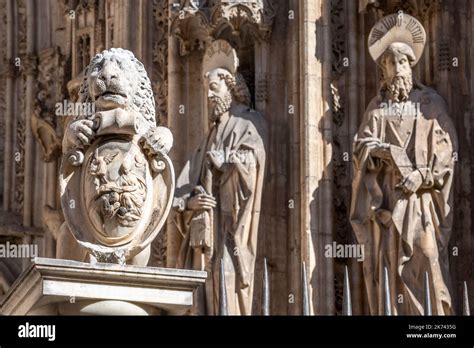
[384,74,413,102]
[209,92,232,122]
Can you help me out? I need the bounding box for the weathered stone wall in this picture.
[0,0,472,315]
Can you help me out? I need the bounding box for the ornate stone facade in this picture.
[0,0,472,316]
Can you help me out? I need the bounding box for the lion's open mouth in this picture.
[96,90,127,100]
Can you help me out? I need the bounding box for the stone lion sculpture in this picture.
[58,48,174,265]
[64,48,170,151]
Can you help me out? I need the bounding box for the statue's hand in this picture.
[358,137,391,159]
[207,150,225,170]
[371,143,391,160]
[356,137,392,160]
[64,119,95,149]
[399,170,423,194]
[186,193,217,211]
[228,150,242,164]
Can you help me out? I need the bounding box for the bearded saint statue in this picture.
[350,13,458,315]
[173,40,267,315]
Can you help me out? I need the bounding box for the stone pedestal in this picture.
[0,258,207,315]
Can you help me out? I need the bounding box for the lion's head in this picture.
[78,48,156,126]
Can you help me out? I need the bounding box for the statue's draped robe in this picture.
[174,103,266,315]
[350,86,457,315]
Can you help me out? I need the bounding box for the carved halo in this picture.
[202,39,239,75]
[368,13,426,67]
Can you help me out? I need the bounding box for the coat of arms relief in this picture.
[59,48,174,265]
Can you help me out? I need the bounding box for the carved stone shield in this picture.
[60,110,174,264]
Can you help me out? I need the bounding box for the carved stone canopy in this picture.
[359,0,441,20]
[170,0,277,56]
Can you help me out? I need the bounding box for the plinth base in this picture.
[0,258,207,315]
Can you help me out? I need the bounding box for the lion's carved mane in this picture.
[77,48,156,126]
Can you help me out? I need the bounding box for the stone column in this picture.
[116,0,144,58]
[298,0,334,315]
[165,35,181,268]
[347,0,363,315]
[22,0,36,228]
[254,42,269,113]
[287,0,302,315]
[3,0,14,212]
